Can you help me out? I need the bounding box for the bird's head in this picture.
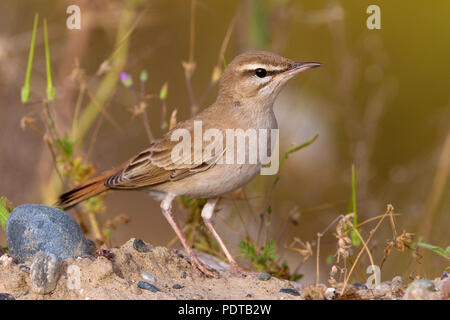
[218,51,321,107]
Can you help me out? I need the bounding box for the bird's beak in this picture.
[286,62,321,76]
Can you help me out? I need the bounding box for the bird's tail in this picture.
[58,169,115,210]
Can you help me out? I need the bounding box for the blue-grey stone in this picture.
[137,281,160,292]
[406,278,436,292]
[280,288,300,296]
[353,282,368,290]
[0,293,15,300]
[6,204,94,263]
[257,272,272,281]
[172,284,183,289]
[133,238,149,253]
[30,251,61,295]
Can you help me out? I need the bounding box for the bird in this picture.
[59,51,320,277]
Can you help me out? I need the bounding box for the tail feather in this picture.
[58,169,116,210]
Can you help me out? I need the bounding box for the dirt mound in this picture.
[0,239,447,300]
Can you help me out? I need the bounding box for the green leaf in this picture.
[275,134,318,185]
[280,134,318,168]
[417,239,450,259]
[240,240,257,260]
[21,13,39,104]
[326,254,334,264]
[140,69,148,83]
[159,82,168,100]
[350,164,360,246]
[43,18,55,101]
[257,240,278,265]
[0,197,14,231]
[55,134,75,158]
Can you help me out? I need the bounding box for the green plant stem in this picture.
[41,1,138,205]
[71,2,137,143]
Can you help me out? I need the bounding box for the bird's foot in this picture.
[174,248,220,278]
[189,254,220,278]
[230,263,255,277]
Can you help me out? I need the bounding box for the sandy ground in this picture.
[0,239,447,300]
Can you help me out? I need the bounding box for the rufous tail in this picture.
[58,169,115,210]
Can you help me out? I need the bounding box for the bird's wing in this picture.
[104,122,225,189]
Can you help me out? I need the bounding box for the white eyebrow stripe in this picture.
[237,64,288,72]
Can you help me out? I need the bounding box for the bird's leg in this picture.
[160,193,218,277]
[201,198,250,276]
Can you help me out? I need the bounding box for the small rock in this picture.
[403,278,438,300]
[324,287,336,300]
[30,251,61,295]
[439,277,450,299]
[257,273,271,281]
[0,293,15,300]
[173,284,183,289]
[133,238,149,253]
[280,288,300,296]
[192,295,203,300]
[137,281,160,292]
[181,271,188,279]
[19,265,30,273]
[440,271,448,280]
[391,276,404,294]
[391,276,403,286]
[353,282,368,290]
[0,254,13,266]
[6,204,94,263]
[407,278,435,292]
[141,272,156,283]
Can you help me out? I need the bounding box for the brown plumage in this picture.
[58,51,320,276]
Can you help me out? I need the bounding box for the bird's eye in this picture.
[255,68,267,78]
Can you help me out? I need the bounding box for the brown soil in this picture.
[0,239,447,300]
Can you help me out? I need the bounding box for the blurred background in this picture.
[0,0,449,284]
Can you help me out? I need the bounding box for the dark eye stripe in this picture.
[243,68,290,76]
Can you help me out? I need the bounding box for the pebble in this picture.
[6,204,94,263]
[181,271,188,279]
[19,265,30,273]
[403,278,438,299]
[133,238,149,253]
[280,288,300,296]
[137,281,160,292]
[0,293,15,300]
[0,254,13,266]
[391,276,403,286]
[324,287,336,300]
[257,273,271,281]
[141,272,156,283]
[407,278,435,292]
[173,284,183,289]
[441,277,450,298]
[353,282,368,290]
[30,251,61,295]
